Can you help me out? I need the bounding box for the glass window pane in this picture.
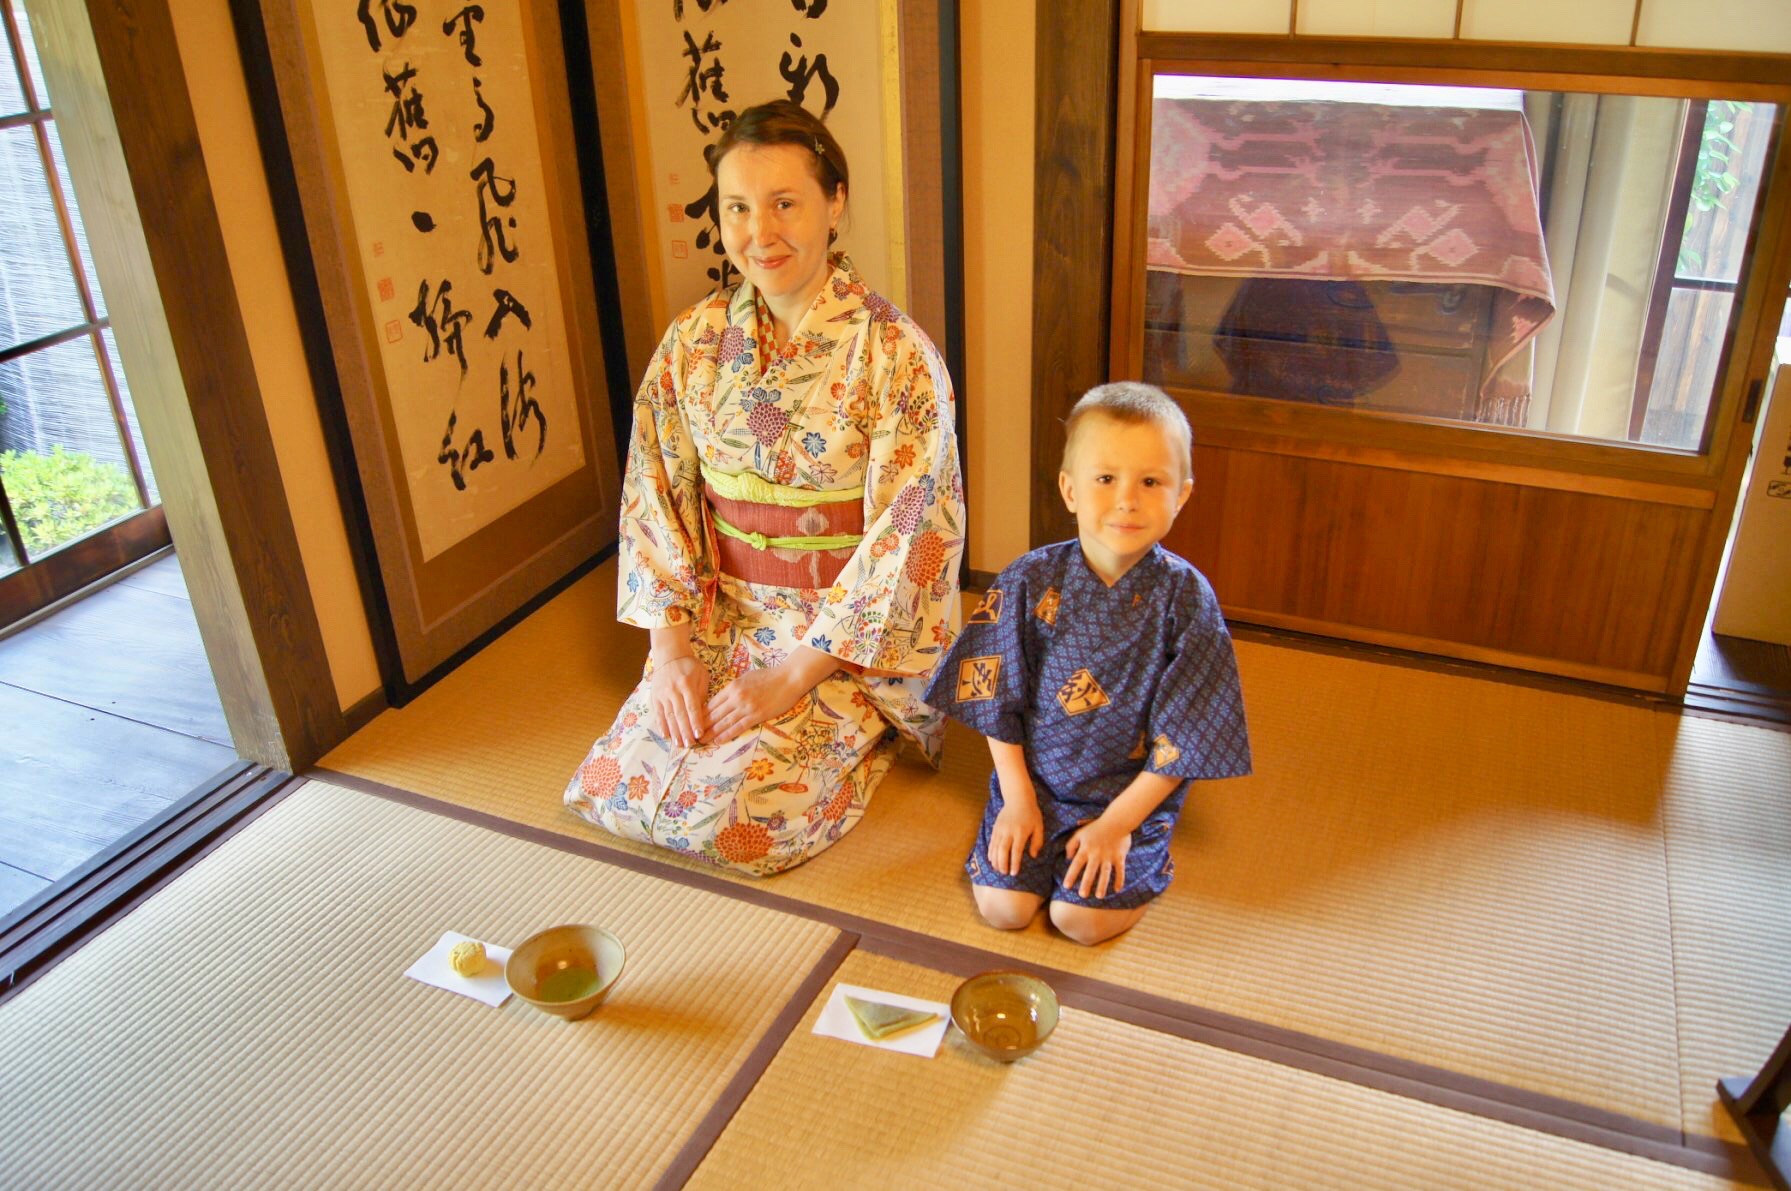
[0,517,18,574]
[1140,75,1780,452]
[45,121,103,320]
[1678,101,1774,284]
[101,328,155,504]
[0,337,144,557]
[9,0,47,109]
[0,126,88,352]
[0,13,26,117]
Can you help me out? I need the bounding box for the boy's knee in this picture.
[1049,900,1143,946]
[974,887,1041,931]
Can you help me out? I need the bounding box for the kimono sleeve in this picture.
[614,315,712,629]
[804,322,964,674]
[923,566,1030,745]
[1144,578,1252,781]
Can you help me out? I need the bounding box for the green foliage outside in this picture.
[0,446,140,557]
[1678,100,1751,275]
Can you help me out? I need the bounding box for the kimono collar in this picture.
[726,252,867,354]
[1069,541,1167,598]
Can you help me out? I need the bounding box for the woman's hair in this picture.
[1061,381,1194,482]
[707,99,849,200]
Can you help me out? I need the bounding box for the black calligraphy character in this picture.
[671,0,730,18]
[442,5,484,68]
[677,30,732,135]
[357,0,417,52]
[439,411,494,491]
[384,63,438,174]
[472,77,495,143]
[789,0,827,16]
[780,34,838,117]
[470,157,520,274]
[484,289,533,339]
[683,180,735,288]
[409,279,474,378]
[498,350,546,461]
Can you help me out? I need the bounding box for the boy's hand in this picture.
[1064,816,1132,899]
[988,797,1044,877]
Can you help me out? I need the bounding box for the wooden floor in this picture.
[0,552,235,923]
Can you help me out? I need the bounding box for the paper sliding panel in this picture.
[1637,0,1791,53]
[1296,0,1457,39]
[1457,0,1636,44]
[1142,0,1291,35]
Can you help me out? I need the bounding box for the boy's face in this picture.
[1058,415,1193,583]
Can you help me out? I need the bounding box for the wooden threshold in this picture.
[0,763,302,1006]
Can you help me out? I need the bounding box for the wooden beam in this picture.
[1030,0,1121,547]
[30,0,345,767]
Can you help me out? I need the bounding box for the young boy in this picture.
[925,382,1251,945]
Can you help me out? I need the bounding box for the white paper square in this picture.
[813,982,951,1057]
[405,930,514,1007]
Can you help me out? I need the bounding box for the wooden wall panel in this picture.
[1030,0,1119,546]
[1173,445,1708,688]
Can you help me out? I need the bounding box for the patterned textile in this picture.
[565,254,963,875]
[1147,98,1556,423]
[704,483,863,589]
[926,542,1252,898]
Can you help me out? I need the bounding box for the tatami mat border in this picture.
[653,931,859,1191]
[309,767,1767,1189]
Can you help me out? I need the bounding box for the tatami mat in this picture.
[688,952,1740,1190]
[320,561,1791,1137]
[0,781,842,1189]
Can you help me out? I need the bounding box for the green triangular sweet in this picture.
[845,994,939,1041]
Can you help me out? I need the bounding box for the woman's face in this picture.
[715,142,845,326]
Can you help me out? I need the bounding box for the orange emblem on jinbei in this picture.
[1056,668,1109,715]
[967,588,1004,624]
[957,655,1001,703]
[1034,587,1061,625]
[1151,734,1182,767]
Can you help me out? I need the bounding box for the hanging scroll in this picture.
[262,0,620,687]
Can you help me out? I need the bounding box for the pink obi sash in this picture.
[705,484,864,590]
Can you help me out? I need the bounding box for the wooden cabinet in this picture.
[1143,271,1497,423]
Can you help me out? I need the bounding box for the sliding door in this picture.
[1106,38,1791,692]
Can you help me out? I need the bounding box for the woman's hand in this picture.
[703,665,806,745]
[1063,815,1132,900]
[703,645,842,745]
[649,654,710,749]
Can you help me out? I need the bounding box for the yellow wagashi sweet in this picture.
[449,940,487,977]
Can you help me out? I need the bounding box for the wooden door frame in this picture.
[1035,5,1791,692]
[36,0,351,769]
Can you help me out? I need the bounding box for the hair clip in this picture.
[814,136,826,158]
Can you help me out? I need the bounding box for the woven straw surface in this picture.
[322,563,1791,1134]
[689,951,1740,1190]
[0,781,840,1189]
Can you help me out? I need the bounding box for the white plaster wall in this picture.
[962,0,1035,573]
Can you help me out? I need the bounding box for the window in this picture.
[0,0,156,598]
[1134,72,1783,453]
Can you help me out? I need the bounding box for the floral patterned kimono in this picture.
[564,255,964,875]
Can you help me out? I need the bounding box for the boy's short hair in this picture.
[1061,382,1194,482]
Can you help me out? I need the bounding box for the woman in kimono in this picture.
[564,100,964,876]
